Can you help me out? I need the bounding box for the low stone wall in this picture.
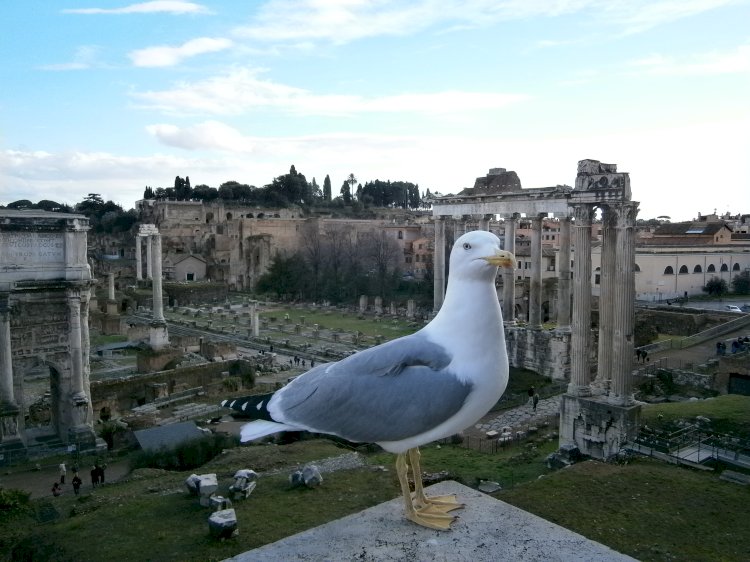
[91,360,244,419]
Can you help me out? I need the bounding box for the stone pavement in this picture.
[475,395,562,434]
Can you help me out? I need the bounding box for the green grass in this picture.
[499,457,750,562]
[89,333,129,347]
[641,394,750,438]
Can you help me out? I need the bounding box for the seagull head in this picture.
[449,230,515,281]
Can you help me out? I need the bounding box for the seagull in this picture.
[221,230,514,530]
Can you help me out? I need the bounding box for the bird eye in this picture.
[463,243,471,250]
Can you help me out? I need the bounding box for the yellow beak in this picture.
[483,249,515,268]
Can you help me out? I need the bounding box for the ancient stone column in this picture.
[135,235,143,280]
[529,215,543,329]
[556,217,572,331]
[502,215,517,322]
[0,295,16,406]
[478,214,492,231]
[152,234,165,323]
[433,217,446,311]
[595,206,617,392]
[569,204,594,396]
[146,235,153,280]
[67,290,86,397]
[406,299,416,319]
[609,202,639,405]
[359,295,367,313]
[460,216,470,236]
[80,289,91,390]
[106,272,118,315]
[374,296,383,314]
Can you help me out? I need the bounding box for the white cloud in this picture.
[63,1,210,15]
[131,68,529,115]
[129,37,233,67]
[627,43,750,75]
[232,0,741,45]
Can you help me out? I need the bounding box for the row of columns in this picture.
[433,215,572,331]
[568,202,638,405]
[433,203,636,405]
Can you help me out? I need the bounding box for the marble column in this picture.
[152,234,165,323]
[502,215,517,322]
[569,205,594,396]
[595,206,617,392]
[0,295,16,406]
[433,217,446,311]
[135,235,143,280]
[609,202,639,405]
[556,217,572,330]
[478,214,492,231]
[67,291,86,397]
[80,289,92,392]
[146,235,153,280]
[460,216,470,236]
[529,215,543,329]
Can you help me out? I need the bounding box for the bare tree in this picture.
[361,230,401,297]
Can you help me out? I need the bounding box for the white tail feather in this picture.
[239,420,297,443]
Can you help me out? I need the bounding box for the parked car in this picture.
[725,305,742,313]
[741,304,750,312]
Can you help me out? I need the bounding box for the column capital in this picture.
[572,204,595,224]
[616,201,639,227]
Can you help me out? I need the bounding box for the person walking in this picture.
[90,465,99,488]
[532,390,540,412]
[51,482,62,497]
[58,462,66,485]
[72,474,82,495]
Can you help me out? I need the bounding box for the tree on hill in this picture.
[323,175,332,201]
[340,180,352,204]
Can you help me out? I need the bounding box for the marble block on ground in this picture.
[224,481,635,562]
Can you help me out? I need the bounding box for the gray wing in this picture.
[274,335,472,443]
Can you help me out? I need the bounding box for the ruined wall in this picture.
[505,326,572,380]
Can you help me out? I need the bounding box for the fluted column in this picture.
[595,206,617,391]
[135,235,143,280]
[80,289,91,391]
[557,217,572,330]
[146,235,153,280]
[609,202,639,405]
[529,215,543,329]
[433,217,446,311]
[502,215,517,322]
[569,204,594,396]
[0,295,15,406]
[152,233,165,323]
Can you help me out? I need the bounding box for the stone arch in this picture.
[226,212,233,220]
[664,266,674,275]
[720,264,729,272]
[693,264,702,273]
[707,264,716,272]
[679,265,689,274]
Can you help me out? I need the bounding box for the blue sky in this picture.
[1,0,749,221]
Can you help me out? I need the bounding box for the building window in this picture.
[693,265,702,273]
[398,231,403,239]
[733,263,740,271]
[720,264,729,272]
[186,273,194,281]
[707,264,716,272]
[634,263,641,272]
[679,265,689,274]
[664,266,674,275]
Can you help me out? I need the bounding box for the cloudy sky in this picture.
[2,0,749,220]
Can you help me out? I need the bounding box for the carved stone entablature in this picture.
[574,159,631,201]
[138,223,159,236]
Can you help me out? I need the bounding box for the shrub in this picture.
[0,488,31,514]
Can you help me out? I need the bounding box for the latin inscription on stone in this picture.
[0,233,64,265]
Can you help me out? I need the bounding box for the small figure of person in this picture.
[97,463,106,484]
[59,462,67,484]
[716,341,723,356]
[91,465,99,488]
[527,386,535,410]
[532,390,539,412]
[642,350,649,363]
[51,482,62,497]
[310,359,315,368]
[72,474,82,496]
[636,349,643,362]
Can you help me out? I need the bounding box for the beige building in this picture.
[592,220,750,301]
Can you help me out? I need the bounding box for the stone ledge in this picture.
[224,480,635,562]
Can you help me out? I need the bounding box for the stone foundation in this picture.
[559,394,640,459]
[505,326,571,380]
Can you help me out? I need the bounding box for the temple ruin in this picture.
[430,160,641,458]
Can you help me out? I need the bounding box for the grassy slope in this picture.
[640,394,750,437]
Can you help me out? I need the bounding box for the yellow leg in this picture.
[408,447,464,514]
[395,452,455,531]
